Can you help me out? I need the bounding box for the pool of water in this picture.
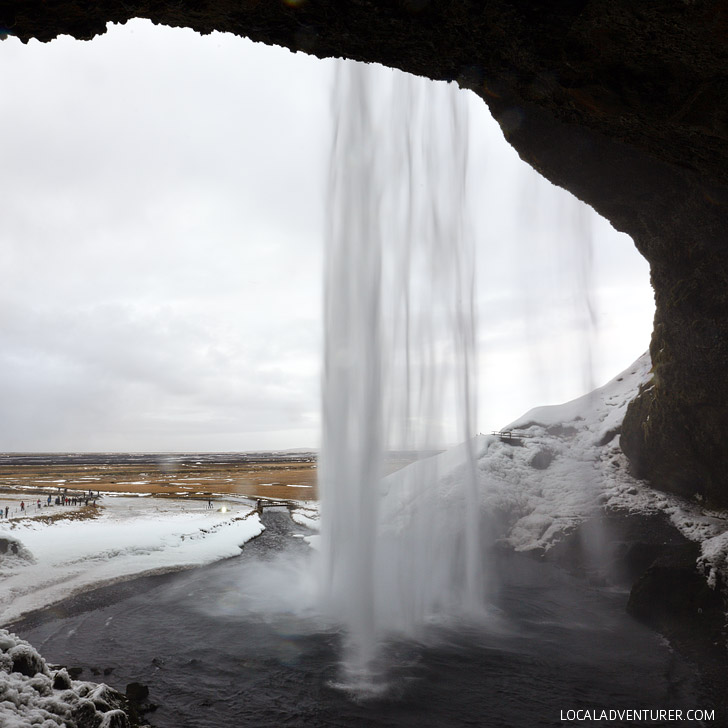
[13,509,702,727]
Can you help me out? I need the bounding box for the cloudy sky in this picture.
[1,20,654,452]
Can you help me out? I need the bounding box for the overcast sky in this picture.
[1,20,654,452]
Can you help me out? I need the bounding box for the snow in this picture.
[380,352,728,592]
[0,629,137,728]
[291,505,320,532]
[0,498,263,625]
[699,529,728,590]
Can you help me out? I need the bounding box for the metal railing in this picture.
[489,430,530,443]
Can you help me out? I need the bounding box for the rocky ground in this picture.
[1,628,153,727]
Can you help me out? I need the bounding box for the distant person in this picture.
[20,501,25,512]
[47,494,52,506]
[3,506,7,518]
[207,498,212,509]
[37,499,41,509]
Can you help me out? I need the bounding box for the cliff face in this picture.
[3,0,728,505]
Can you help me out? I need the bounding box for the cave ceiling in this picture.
[3,1,728,188]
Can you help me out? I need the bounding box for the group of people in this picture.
[1,488,100,519]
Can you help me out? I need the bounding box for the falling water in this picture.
[511,166,598,403]
[319,62,481,689]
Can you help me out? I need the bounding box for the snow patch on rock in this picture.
[0,628,137,727]
[0,535,35,570]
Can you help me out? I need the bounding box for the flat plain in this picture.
[0,452,318,503]
[0,452,420,505]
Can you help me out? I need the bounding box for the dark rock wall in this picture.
[3,0,728,504]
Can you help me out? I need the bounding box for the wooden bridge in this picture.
[254,498,294,512]
[490,430,530,445]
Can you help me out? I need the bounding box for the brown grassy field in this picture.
[0,459,318,502]
[0,452,422,505]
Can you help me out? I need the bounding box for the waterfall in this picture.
[319,61,481,690]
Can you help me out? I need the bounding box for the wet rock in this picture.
[126,681,157,722]
[627,540,727,718]
[99,709,130,728]
[597,427,620,446]
[0,536,35,563]
[627,544,725,638]
[1,629,141,728]
[72,698,101,728]
[544,508,727,716]
[0,537,19,555]
[8,644,46,677]
[53,667,73,690]
[90,683,126,712]
[125,682,149,703]
[545,509,696,587]
[528,448,553,470]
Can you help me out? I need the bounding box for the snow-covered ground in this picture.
[0,497,264,626]
[379,351,728,593]
[291,504,321,550]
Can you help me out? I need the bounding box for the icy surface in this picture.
[0,498,263,625]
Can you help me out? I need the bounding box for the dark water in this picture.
[14,510,703,728]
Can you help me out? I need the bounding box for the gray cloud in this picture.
[1,20,654,450]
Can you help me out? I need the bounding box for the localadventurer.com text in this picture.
[560,708,714,723]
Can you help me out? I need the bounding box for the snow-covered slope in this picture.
[484,352,728,593]
[477,352,655,552]
[380,352,728,591]
[0,498,263,626]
